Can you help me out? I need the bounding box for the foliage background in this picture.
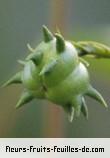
[0,0,110,137]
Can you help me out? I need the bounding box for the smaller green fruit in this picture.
[2,25,109,122]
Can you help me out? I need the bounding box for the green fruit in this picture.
[3,25,109,122]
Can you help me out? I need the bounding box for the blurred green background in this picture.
[0,0,110,138]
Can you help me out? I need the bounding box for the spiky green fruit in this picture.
[2,25,109,122]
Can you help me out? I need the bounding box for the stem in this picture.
[43,0,67,137]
